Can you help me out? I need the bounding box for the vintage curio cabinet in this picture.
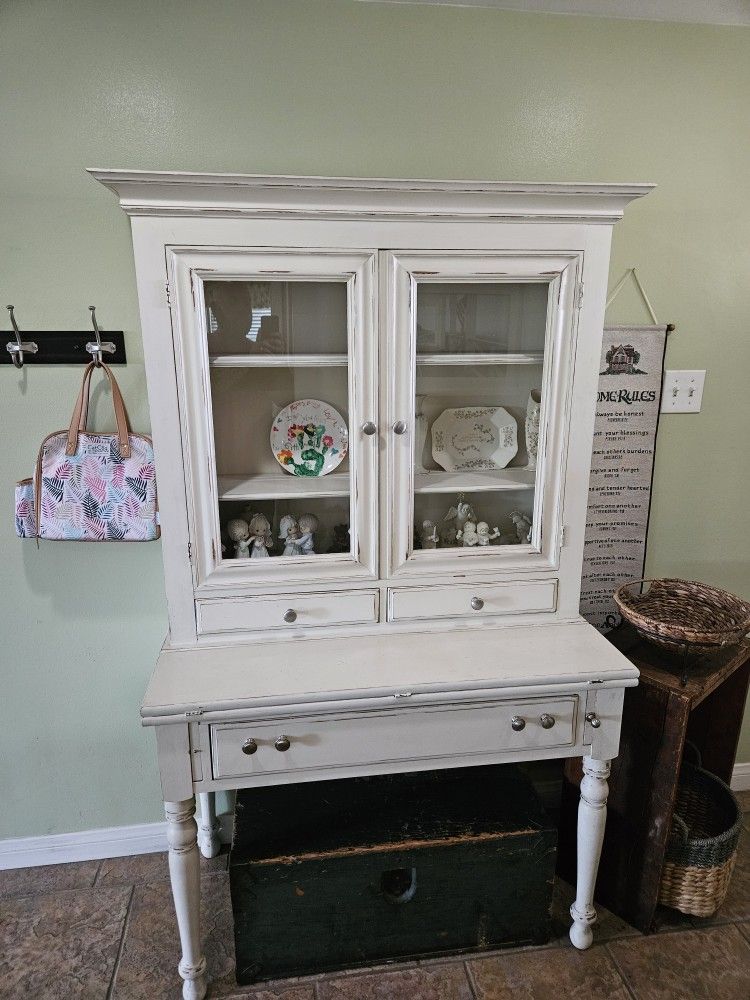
[93,171,649,1000]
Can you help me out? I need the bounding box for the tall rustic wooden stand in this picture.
[559,629,750,933]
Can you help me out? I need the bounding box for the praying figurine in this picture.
[476,521,501,546]
[510,510,533,543]
[297,513,319,555]
[227,518,251,558]
[248,512,273,557]
[419,520,439,549]
[279,514,304,556]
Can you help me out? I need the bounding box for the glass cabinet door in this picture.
[385,252,581,577]
[170,250,377,587]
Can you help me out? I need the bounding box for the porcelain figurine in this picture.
[510,510,533,543]
[525,389,541,471]
[227,518,252,558]
[476,521,501,545]
[248,512,273,557]
[456,520,479,546]
[328,523,350,553]
[419,520,439,549]
[278,514,304,556]
[443,497,476,536]
[297,512,319,555]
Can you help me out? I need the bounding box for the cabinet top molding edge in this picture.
[88,169,654,224]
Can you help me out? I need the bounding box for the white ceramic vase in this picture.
[525,389,541,471]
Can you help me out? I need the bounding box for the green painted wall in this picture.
[1,0,749,839]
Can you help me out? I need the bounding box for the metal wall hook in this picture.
[85,306,116,366]
[5,305,39,369]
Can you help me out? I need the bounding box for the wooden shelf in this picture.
[414,468,536,494]
[210,354,348,368]
[416,353,544,366]
[218,472,350,501]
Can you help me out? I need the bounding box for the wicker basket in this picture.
[613,578,750,656]
[658,747,743,917]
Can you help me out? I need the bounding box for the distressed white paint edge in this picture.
[0,816,234,871]
[356,1,750,28]
[2,765,746,870]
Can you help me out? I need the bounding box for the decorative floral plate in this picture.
[431,406,518,471]
[271,399,348,477]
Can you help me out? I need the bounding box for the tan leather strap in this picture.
[65,361,131,459]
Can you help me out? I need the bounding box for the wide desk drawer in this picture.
[388,580,557,622]
[197,590,378,635]
[210,696,578,780]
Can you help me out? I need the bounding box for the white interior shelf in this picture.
[416,353,544,366]
[414,468,536,494]
[209,354,348,367]
[218,472,350,501]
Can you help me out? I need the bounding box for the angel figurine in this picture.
[227,518,251,558]
[419,520,439,549]
[510,510,533,544]
[297,513,319,555]
[278,514,304,556]
[248,512,273,557]
[456,520,480,546]
[443,496,476,544]
[476,521,501,546]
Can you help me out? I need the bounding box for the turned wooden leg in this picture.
[197,792,221,859]
[165,799,208,1000]
[569,756,610,950]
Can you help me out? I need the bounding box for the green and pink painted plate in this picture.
[271,398,348,477]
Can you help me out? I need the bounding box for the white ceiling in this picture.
[356,1,750,27]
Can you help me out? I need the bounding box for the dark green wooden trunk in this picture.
[230,764,556,984]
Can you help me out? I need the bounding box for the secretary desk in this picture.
[92,170,649,999]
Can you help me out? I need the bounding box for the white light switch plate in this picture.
[661,370,706,413]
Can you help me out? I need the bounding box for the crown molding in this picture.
[356,1,750,28]
[89,170,654,225]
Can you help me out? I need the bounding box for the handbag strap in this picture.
[66,362,131,459]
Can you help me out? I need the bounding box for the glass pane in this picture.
[416,282,548,355]
[205,280,348,356]
[206,279,354,564]
[412,279,549,556]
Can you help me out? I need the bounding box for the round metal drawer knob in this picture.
[362,421,377,436]
[241,738,258,755]
[511,716,526,732]
[393,420,408,436]
[586,712,601,729]
[470,597,484,611]
[283,609,297,624]
[275,735,291,752]
[540,714,556,730]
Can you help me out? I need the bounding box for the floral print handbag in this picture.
[15,361,159,541]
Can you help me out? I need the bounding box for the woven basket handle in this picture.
[669,812,690,845]
[65,361,131,459]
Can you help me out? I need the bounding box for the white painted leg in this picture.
[569,756,610,950]
[165,799,208,1000]
[196,792,221,859]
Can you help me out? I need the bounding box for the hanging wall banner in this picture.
[580,325,668,632]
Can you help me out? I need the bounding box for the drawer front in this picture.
[211,696,578,779]
[388,580,557,622]
[196,590,379,635]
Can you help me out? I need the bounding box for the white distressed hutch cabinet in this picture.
[93,170,649,1000]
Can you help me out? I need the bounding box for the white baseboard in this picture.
[1,766,747,871]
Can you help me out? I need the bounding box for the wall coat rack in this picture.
[3,305,127,368]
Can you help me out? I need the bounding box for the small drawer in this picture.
[210,696,578,780]
[387,580,557,622]
[196,589,378,635]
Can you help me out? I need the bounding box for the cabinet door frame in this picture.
[382,250,582,581]
[168,247,379,593]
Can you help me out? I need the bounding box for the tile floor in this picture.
[1,790,749,1000]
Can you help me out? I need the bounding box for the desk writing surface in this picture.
[142,620,638,723]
